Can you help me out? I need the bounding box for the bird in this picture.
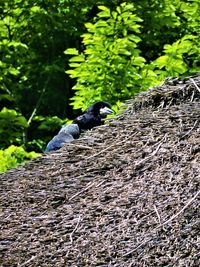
[44,101,113,153]
[73,101,114,131]
[45,123,80,153]
[58,123,80,138]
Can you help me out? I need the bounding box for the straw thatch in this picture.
[0,75,200,267]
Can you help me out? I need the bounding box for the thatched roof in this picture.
[1,75,200,266]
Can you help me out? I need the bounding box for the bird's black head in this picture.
[86,101,113,117]
[73,101,114,131]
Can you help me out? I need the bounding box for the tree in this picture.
[66,1,200,110]
[0,0,199,172]
[66,3,159,110]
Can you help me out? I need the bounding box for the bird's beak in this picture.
[100,106,114,115]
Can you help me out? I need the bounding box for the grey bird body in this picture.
[58,124,80,138]
[44,102,113,153]
[45,124,80,153]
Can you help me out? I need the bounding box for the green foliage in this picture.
[153,35,200,76]
[0,107,28,148]
[36,116,67,132]
[0,0,90,119]
[133,0,199,61]
[152,0,200,76]
[26,115,68,152]
[0,0,200,171]
[66,3,159,110]
[66,1,200,110]
[0,145,40,173]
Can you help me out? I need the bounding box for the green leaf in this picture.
[95,21,108,27]
[0,145,40,173]
[31,6,41,13]
[66,69,78,76]
[128,35,141,43]
[154,55,169,68]
[132,56,146,66]
[64,48,79,55]
[69,55,85,62]
[85,22,96,32]
[8,68,20,76]
[98,6,110,12]
[116,6,121,14]
[69,62,81,68]
[98,11,111,18]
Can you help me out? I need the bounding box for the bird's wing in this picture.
[45,133,74,152]
[73,114,90,129]
[59,124,80,138]
[45,139,63,152]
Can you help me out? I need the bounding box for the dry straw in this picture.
[0,75,200,266]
